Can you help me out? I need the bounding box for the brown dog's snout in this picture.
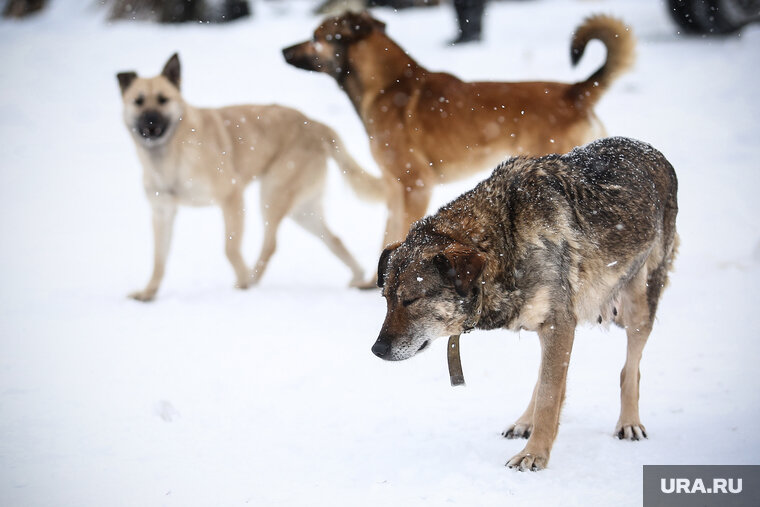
[282,42,317,71]
[282,43,300,63]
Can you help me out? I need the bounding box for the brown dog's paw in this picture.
[506,449,548,472]
[128,289,156,302]
[502,422,532,439]
[615,422,648,441]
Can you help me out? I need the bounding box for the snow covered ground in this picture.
[1,0,759,505]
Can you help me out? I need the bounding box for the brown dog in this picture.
[373,137,679,471]
[118,54,384,301]
[283,12,635,245]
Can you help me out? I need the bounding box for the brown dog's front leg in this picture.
[507,319,575,471]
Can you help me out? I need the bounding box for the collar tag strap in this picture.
[447,334,465,387]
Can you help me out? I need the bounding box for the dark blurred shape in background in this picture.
[668,0,760,35]
[3,0,47,18]
[5,0,758,41]
[314,0,438,17]
[312,0,480,46]
[106,0,251,23]
[450,0,485,44]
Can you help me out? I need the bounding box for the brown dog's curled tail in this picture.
[569,15,635,108]
[322,126,386,203]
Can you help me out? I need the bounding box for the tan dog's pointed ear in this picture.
[117,71,137,95]
[161,53,181,90]
[377,242,402,288]
[433,244,485,297]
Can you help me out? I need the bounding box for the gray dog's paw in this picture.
[502,422,533,439]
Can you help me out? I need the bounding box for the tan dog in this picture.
[284,12,635,245]
[373,137,679,470]
[117,54,384,301]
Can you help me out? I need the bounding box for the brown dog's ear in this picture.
[117,71,137,95]
[377,242,402,288]
[433,244,486,297]
[161,53,181,90]
[336,11,384,41]
[358,10,386,32]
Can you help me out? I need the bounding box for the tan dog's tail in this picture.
[569,15,635,108]
[323,127,386,203]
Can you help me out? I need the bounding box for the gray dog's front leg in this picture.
[506,318,575,471]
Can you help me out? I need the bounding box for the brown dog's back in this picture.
[285,11,637,245]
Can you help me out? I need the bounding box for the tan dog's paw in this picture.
[506,449,549,472]
[128,289,156,302]
[235,279,250,290]
[502,422,533,439]
[615,422,647,441]
[350,277,378,290]
[249,269,264,287]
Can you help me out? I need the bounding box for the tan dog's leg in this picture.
[291,197,364,286]
[502,380,538,439]
[221,191,251,289]
[130,202,177,302]
[251,153,323,286]
[507,319,575,471]
[615,270,653,440]
[250,201,287,287]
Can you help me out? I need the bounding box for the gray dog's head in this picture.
[373,235,486,361]
[117,53,184,149]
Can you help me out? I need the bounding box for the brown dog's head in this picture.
[282,11,385,81]
[117,53,184,149]
[372,234,486,361]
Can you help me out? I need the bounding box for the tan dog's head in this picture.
[282,11,386,81]
[117,53,185,149]
[373,233,486,361]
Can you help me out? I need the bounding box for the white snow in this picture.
[1,0,759,505]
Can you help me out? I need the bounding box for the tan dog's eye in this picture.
[157,94,168,105]
[134,95,144,106]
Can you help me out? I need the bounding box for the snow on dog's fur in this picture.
[374,137,679,471]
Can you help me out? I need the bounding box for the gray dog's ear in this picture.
[377,242,401,288]
[161,53,181,90]
[117,71,137,94]
[434,244,486,297]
